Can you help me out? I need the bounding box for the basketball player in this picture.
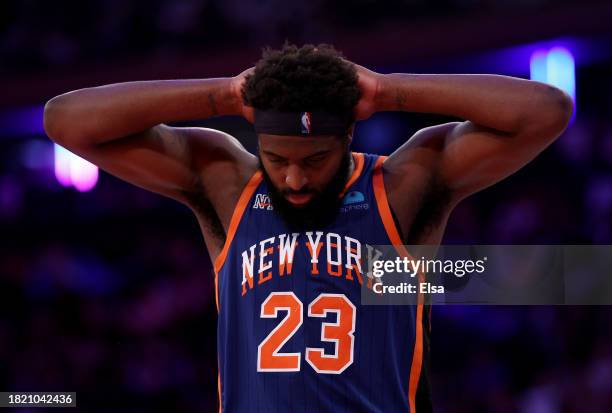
[43,44,573,412]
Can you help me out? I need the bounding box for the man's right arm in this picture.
[43,76,256,204]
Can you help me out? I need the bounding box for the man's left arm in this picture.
[357,68,574,202]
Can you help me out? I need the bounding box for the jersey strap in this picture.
[372,155,425,413]
[213,170,263,311]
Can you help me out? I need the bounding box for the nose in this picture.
[285,164,308,191]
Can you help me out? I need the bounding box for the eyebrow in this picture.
[262,149,332,160]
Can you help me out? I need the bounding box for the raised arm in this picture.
[43,71,256,204]
[355,66,573,202]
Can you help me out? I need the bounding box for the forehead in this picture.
[258,134,341,157]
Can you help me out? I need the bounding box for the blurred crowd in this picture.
[1,0,612,412]
[0,184,220,411]
[1,107,612,411]
[0,0,587,76]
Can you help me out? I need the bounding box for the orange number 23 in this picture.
[257,292,356,374]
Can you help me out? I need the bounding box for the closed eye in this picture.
[268,157,287,165]
[304,152,330,164]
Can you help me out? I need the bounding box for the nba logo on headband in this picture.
[254,109,350,136]
[300,112,311,134]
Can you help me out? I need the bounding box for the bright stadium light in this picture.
[69,155,99,192]
[547,47,576,101]
[530,47,576,121]
[54,144,73,187]
[53,143,98,191]
[529,49,548,83]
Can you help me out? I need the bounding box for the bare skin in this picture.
[43,63,573,263]
[357,66,574,244]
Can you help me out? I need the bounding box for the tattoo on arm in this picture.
[394,89,408,108]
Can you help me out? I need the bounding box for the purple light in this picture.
[354,113,402,154]
[454,37,584,77]
[53,144,99,191]
[54,144,73,187]
[529,49,548,83]
[0,105,45,136]
[546,47,576,101]
[0,105,99,192]
[21,140,54,170]
[70,157,99,192]
[530,46,576,123]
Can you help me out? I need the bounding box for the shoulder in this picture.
[374,125,459,243]
[178,127,259,226]
[379,122,462,193]
[383,123,457,173]
[175,126,257,167]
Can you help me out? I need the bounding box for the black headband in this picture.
[254,109,352,136]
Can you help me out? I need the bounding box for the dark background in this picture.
[1,1,612,412]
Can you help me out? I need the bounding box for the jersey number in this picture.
[257,292,356,374]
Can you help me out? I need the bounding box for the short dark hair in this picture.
[241,43,361,120]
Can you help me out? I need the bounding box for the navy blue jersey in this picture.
[213,152,430,412]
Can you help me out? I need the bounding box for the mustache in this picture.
[282,188,318,196]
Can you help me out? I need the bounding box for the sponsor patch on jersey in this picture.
[343,191,365,205]
[253,194,273,210]
[341,191,369,212]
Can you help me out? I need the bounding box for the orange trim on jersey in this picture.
[217,370,222,413]
[372,156,403,246]
[339,152,365,198]
[213,170,263,312]
[372,155,424,413]
[408,303,424,413]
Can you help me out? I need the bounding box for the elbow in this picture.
[43,95,70,144]
[43,92,93,145]
[548,86,574,130]
[524,85,574,139]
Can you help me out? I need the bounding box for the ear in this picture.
[347,124,355,143]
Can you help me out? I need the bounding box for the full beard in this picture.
[259,150,352,232]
